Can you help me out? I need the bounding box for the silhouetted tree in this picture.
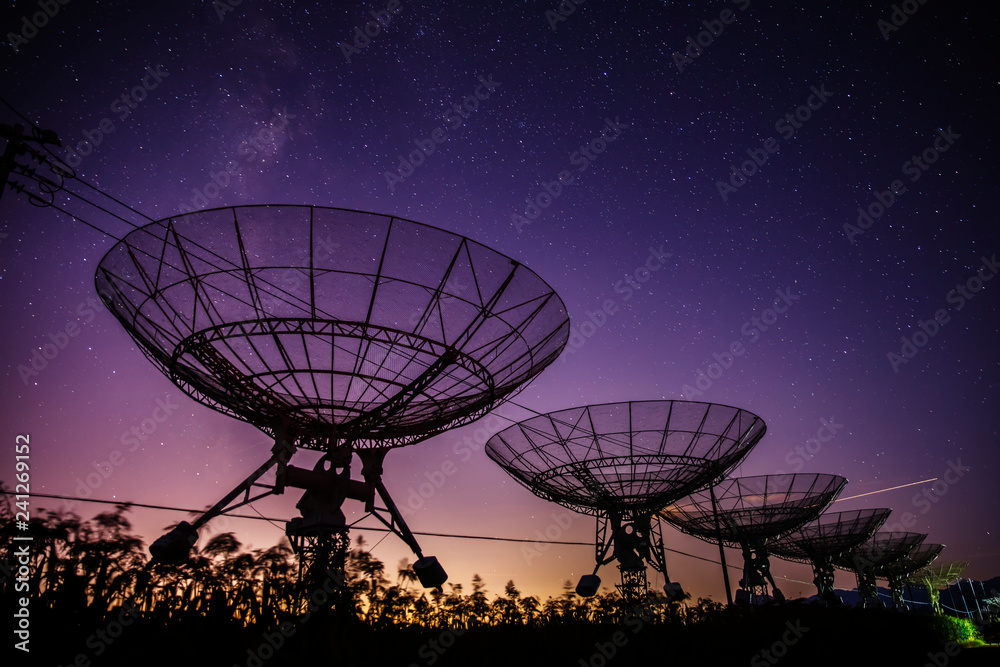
[0,500,762,642]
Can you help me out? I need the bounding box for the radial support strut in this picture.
[149,427,447,591]
[149,428,296,566]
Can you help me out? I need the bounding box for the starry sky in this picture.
[2,0,998,603]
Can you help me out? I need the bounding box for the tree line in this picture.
[0,493,728,632]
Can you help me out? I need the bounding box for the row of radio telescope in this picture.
[92,205,966,611]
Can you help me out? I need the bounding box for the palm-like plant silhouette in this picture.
[0,496,728,639]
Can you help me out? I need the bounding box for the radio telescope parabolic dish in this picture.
[95,205,569,592]
[768,508,892,604]
[769,508,893,564]
[877,542,944,609]
[832,531,926,572]
[663,474,848,547]
[486,400,767,606]
[662,473,847,604]
[913,561,970,614]
[486,400,766,515]
[878,542,944,579]
[832,531,926,608]
[916,560,968,588]
[96,205,570,450]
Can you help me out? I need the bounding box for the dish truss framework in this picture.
[913,561,970,615]
[486,400,767,607]
[96,205,570,594]
[663,473,847,605]
[832,532,927,609]
[768,508,892,604]
[876,542,944,609]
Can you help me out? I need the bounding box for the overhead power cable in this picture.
[1,99,816,593]
[5,489,767,571]
[7,488,825,586]
[2,98,641,443]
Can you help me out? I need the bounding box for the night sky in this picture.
[2,0,998,603]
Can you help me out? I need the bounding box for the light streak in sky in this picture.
[835,478,937,502]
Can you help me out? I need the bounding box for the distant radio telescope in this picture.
[768,508,891,604]
[913,561,970,615]
[486,400,767,607]
[662,473,847,605]
[877,542,944,609]
[831,531,926,608]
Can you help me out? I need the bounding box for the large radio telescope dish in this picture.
[486,400,767,607]
[768,508,891,604]
[96,205,570,450]
[878,542,944,579]
[832,531,926,608]
[486,400,767,516]
[98,205,569,594]
[663,473,848,547]
[832,531,926,572]
[662,473,847,604]
[769,508,892,563]
[913,561,970,614]
[916,560,968,588]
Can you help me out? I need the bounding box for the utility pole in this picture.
[0,123,62,202]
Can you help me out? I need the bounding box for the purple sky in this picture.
[2,0,998,602]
